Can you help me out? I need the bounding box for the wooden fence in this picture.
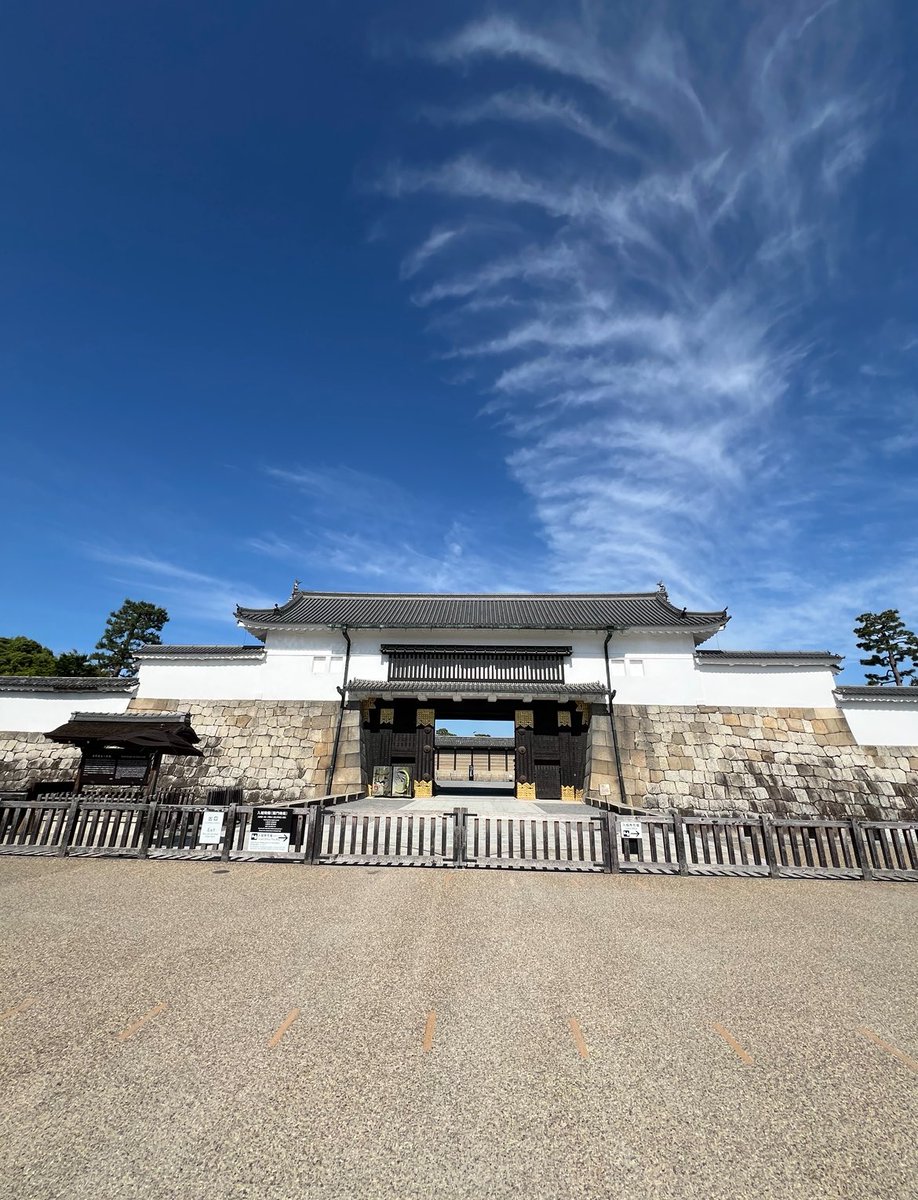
[0,793,363,861]
[0,795,916,880]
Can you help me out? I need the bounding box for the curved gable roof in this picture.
[236,588,728,642]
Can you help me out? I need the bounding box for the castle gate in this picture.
[349,644,604,800]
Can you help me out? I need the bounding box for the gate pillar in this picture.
[415,706,435,798]
[514,709,535,800]
[558,708,576,801]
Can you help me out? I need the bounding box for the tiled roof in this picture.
[237,589,727,639]
[435,735,516,750]
[347,678,608,699]
[835,685,918,702]
[697,650,842,665]
[0,676,137,693]
[135,644,264,658]
[46,711,201,755]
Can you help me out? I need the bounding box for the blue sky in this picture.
[2,1,916,680]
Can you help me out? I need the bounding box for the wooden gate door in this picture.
[534,761,562,800]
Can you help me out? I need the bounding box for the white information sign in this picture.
[198,809,226,846]
[619,818,643,840]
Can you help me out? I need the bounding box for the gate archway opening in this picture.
[358,695,591,802]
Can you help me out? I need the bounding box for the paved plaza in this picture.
[0,857,916,1199]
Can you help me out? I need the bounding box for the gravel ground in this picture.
[0,857,916,1200]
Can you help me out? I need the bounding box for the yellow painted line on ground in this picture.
[117,1001,167,1042]
[712,1022,753,1065]
[268,1007,300,1048]
[858,1026,918,1074]
[422,1010,437,1053]
[569,1016,589,1059]
[0,997,35,1023]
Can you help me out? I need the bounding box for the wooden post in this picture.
[605,812,620,873]
[452,808,467,868]
[415,707,435,798]
[760,814,781,878]
[558,708,575,801]
[673,812,688,874]
[514,709,535,800]
[57,795,83,857]
[138,801,159,860]
[145,752,163,800]
[221,805,238,862]
[851,819,874,881]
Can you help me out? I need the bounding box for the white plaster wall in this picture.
[129,627,844,712]
[344,627,698,693]
[0,690,133,733]
[260,630,348,700]
[839,702,918,747]
[135,658,269,701]
[697,665,839,708]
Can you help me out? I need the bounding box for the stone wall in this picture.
[612,705,918,821]
[0,731,79,793]
[129,698,363,802]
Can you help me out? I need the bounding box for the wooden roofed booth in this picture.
[44,711,202,797]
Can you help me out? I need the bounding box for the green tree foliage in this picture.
[92,599,169,677]
[54,650,102,677]
[0,636,57,676]
[854,609,918,686]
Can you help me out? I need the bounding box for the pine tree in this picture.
[54,650,102,677]
[853,610,918,686]
[92,599,169,677]
[0,636,57,676]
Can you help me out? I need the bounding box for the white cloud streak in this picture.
[377,2,911,646]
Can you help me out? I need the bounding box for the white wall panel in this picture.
[0,690,133,733]
[839,702,918,747]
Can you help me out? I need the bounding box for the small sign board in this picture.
[247,807,294,853]
[620,818,643,840]
[114,756,149,782]
[371,766,391,797]
[82,755,118,780]
[391,766,413,799]
[198,809,226,846]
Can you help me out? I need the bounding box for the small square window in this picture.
[628,658,645,677]
[312,656,328,674]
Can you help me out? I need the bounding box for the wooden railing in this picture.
[387,648,566,683]
[0,792,364,861]
[1,795,915,880]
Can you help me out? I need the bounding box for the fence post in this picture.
[138,801,159,860]
[598,810,613,873]
[851,819,874,881]
[760,814,781,878]
[307,800,326,864]
[605,812,620,873]
[221,805,238,863]
[452,807,467,868]
[672,812,688,875]
[57,796,83,857]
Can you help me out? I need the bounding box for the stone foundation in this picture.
[4,698,916,816]
[128,698,364,802]
[610,705,918,821]
[0,731,80,793]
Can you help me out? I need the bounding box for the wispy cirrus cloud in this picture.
[85,548,276,628]
[372,2,913,654]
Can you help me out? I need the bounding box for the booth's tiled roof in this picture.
[835,685,918,702]
[237,590,727,638]
[135,644,265,658]
[0,676,137,693]
[45,711,202,755]
[347,678,608,699]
